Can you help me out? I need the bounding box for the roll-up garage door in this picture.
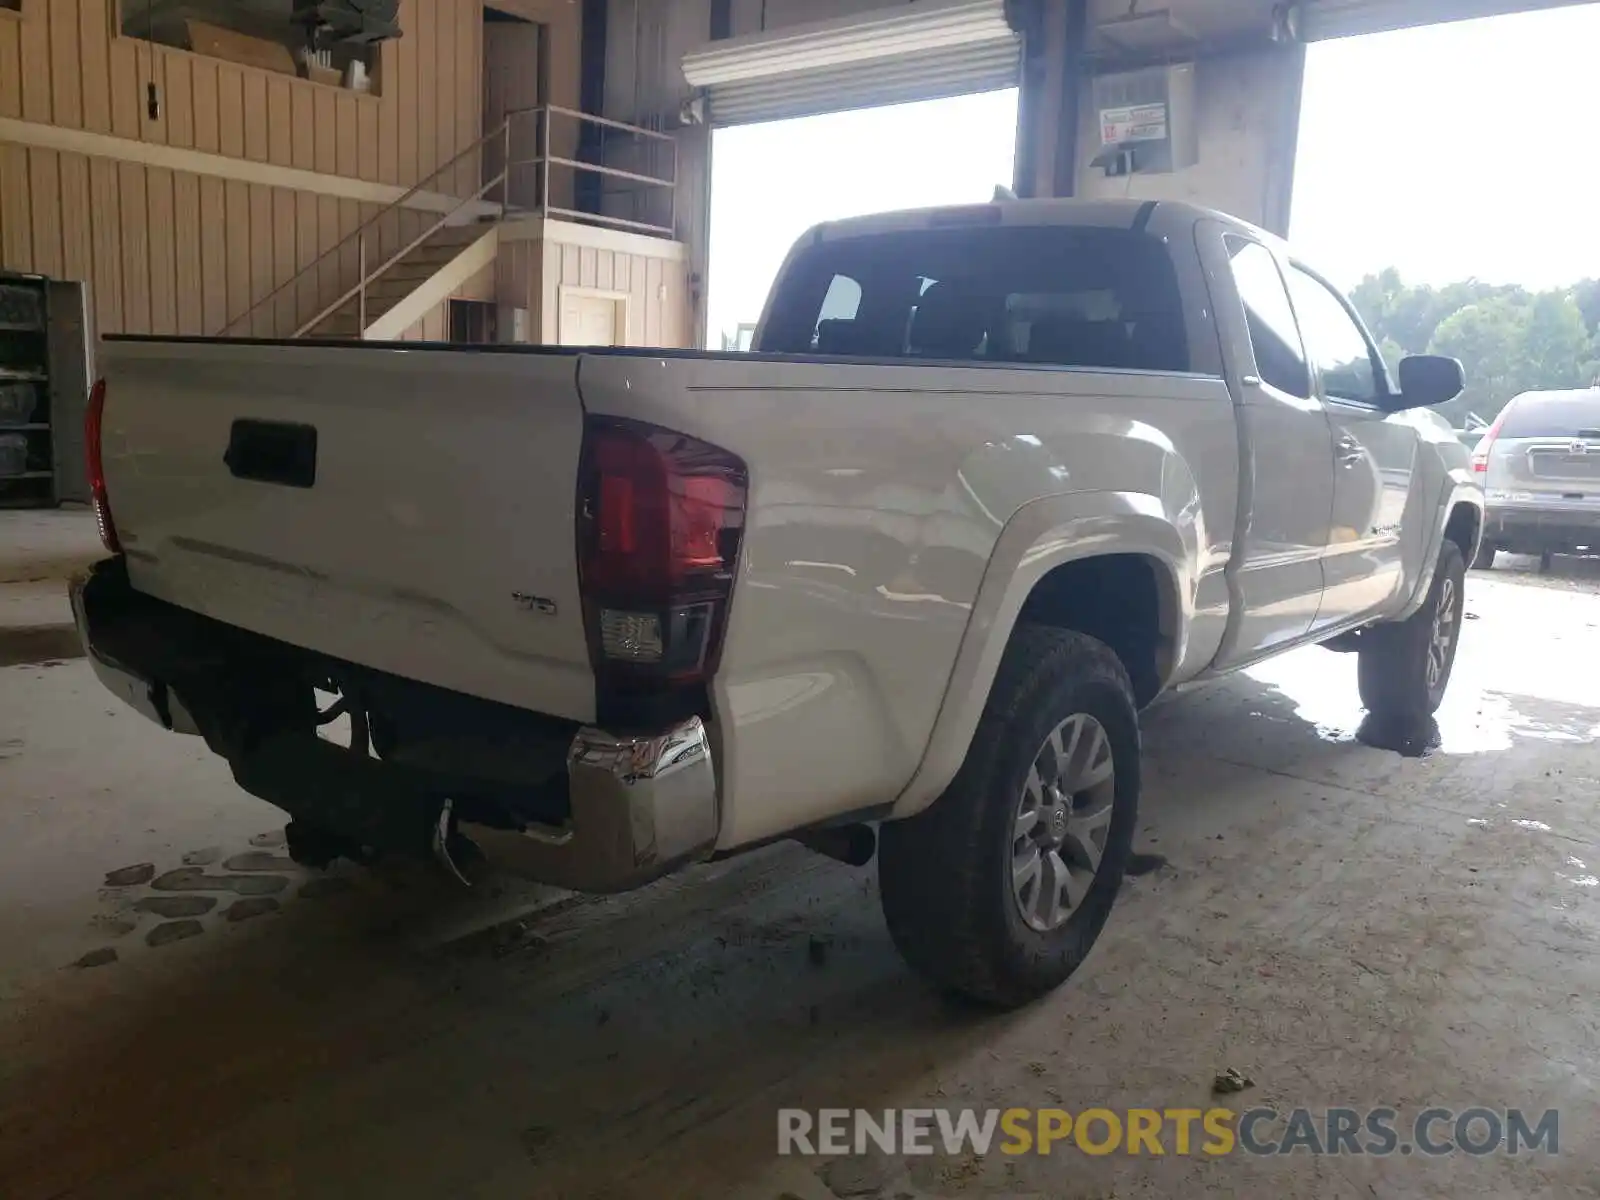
[680,0,1020,127]
[1300,0,1590,39]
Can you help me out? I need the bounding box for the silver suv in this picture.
[1473,387,1600,569]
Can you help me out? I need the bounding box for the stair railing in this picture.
[220,118,512,339]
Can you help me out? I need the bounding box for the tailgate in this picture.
[98,339,596,722]
[1492,436,1600,508]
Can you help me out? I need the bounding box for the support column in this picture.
[1258,42,1306,238]
[1011,0,1087,199]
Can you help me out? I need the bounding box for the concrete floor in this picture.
[1,561,1598,1199]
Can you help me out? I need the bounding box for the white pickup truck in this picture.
[73,198,1480,1007]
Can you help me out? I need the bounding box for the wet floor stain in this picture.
[222,852,297,873]
[223,897,281,922]
[150,867,289,896]
[133,895,218,919]
[71,947,118,969]
[145,920,204,948]
[103,863,156,888]
[75,837,318,969]
[88,914,137,939]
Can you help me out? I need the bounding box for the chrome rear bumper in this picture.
[458,718,719,893]
[71,558,721,894]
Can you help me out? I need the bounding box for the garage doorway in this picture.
[705,87,1018,350]
[1290,4,1600,436]
[1292,2,1600,585]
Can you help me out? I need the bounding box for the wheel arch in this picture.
[888,492,1190,820]
[1444,499,1482,562]
[1396,478,1484,621]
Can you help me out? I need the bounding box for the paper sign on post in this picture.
[1099,103,1168,145]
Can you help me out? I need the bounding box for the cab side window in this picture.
[1225,237,1310,399]
[1286,267,1382,405]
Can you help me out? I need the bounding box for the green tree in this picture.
[1573,278,1600,335]
[1516,292,1593,390]
[1346,268,1600,425]
[1428,298,1526,424]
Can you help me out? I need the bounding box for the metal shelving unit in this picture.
[0,273,55,508]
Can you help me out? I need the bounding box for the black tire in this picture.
[877,626,1140,1009]
[1357,540,1466,720]
[1471,541,1497,571]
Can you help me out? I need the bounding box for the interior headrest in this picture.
[910,283,989,359]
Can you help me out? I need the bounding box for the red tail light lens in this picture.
[1471,409,1507,474]
[578,418,747,692]
[85,379,121,553]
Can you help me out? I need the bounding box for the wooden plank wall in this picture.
[0,0,546,337]
[509,231,689,348]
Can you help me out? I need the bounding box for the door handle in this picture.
[1336,435,1365,467]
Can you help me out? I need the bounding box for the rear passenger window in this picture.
[760,225,1191,373]
[1226,237,1310,399]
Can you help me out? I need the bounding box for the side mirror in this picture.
[1393,355,1465,410]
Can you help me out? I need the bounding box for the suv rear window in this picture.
[1498,391,1600,439]
[759,224,1190,373]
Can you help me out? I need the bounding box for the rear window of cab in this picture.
[759,225,1191,374]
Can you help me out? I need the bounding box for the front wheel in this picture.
[1471,540,1497,571]
[877,626,1140,1009]
[1357,541,1466,720]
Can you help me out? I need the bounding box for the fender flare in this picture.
[1394,472,1483,622]
[887,491,1189,820]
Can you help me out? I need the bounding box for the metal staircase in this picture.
[220,106,679,341]
[299,223,499,340]
[222,118,515,340]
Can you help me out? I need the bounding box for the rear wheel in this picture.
[1471,540,1498,570]
[1357,541,1466,720]
[877,626,1139,1009]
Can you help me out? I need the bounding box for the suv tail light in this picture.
[85,378,121,553]
[1471,411,1505,474]
[577,417,747,703]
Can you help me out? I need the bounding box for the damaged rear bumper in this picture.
[70,558,720,893]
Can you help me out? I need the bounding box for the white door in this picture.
[1284,264,1420,630]
[558,292,621,346]
[1214,235,1338,665]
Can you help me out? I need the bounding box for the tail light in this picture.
[1471,409,1506,474]
[577,417,747,702]
[85,378,121,553]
